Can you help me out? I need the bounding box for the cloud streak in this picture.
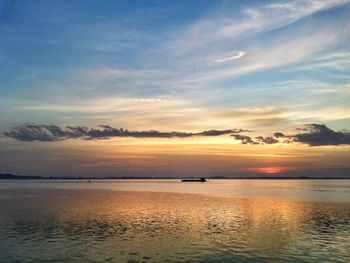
[215,51,246,63]
[170,0,350,54]
[5,123,350,147]
[4,124,249,142]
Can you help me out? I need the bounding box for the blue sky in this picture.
[0,0,350,177]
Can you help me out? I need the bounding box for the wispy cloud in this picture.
[151,0,350,86]
[177,28,347,84]
[213,107,294,128]
[287,52,350,72]
[214,51,246,63]
[15,96,184,113]
[168,0,350,54]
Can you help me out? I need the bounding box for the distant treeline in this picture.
[1,173,349,180]
[0,173,43,179]
[0,173,174,180]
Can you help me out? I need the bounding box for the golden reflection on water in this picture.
[0,189,350,263]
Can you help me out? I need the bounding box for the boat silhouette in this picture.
[181,177,207,182]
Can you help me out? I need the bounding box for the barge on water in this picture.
[181,177,207,182]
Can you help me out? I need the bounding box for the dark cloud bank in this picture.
[293,124,350,146]
[4,124,350,146]
[232,124,350,146]
[4,124,248,142]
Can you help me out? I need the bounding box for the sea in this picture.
[0,179,349,263]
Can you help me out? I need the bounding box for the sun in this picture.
[258,167,284,174]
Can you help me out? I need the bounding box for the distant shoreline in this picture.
[1,173,349,180]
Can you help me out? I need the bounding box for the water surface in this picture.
[0,179,350,262]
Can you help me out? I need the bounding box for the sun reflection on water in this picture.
[0,188,350,263]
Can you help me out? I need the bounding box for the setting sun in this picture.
[258,167,284,174]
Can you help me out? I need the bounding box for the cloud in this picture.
[255,136,279,144]
[273,132,285,138]
[17,96,181,113]
[214,107,293,128]
[158,0,350,86]
[232,134,280,145]
[3,125,69,142]
[4,124,249,142]
[4,123,350,147]
[231,124,350,146]
[197,129,250,136]
[288,52,350,72]
[293,124,350,146]
[170,0,350,54]
[231,134,259,145]
[215,51,246,63]
[179,28,347,84]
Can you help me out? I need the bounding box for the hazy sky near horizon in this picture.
[1,0,350,177]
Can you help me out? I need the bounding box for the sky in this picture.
[0,0,350,178]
